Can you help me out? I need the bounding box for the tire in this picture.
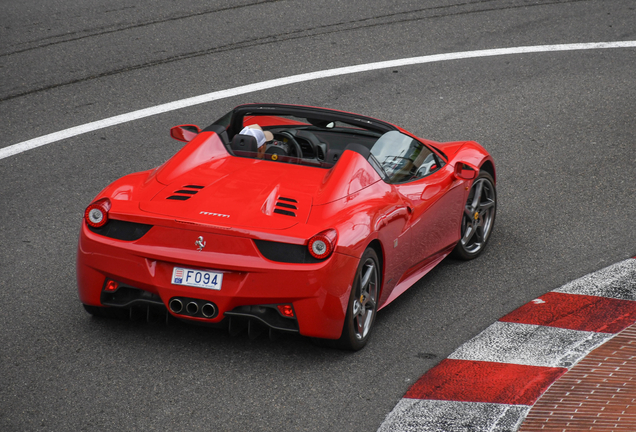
[82,304,127,319]
[452,171,497,260]
[338,248,380,350]
[83,304,105,316]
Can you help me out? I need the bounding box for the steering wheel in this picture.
[279,130,303,158]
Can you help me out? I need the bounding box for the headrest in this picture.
[231,134,258,155]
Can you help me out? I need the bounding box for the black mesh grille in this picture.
[88,219,152,241]
[253,239,322,263]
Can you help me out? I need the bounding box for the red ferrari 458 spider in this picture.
[77,103,496,350]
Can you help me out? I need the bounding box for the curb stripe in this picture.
[404,359,566,405]
[378,399,530,432]
[555,259,636,300]
[2,41,636,161]
[500,292,636,333]
[448,322,611,368]
[379,258,636,432]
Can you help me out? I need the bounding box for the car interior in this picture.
[201,105,446,183]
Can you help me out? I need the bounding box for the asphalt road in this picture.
[1,1,635,431]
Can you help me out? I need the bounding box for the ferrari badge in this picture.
[195,236,206,251]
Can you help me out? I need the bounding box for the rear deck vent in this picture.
[274,196,297,217]
[167,185,205,201]
[274,209,296,217]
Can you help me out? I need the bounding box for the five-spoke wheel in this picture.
[338,248,380,350]
[453,171,497,260]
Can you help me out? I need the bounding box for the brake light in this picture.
[308,229,338,259]
[85,198,111,228]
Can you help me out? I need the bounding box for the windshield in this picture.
[370,131,440,183]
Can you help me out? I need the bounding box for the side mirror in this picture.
[170,124,201,143]
[454,163,477,180]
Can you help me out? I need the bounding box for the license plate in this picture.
[171,267,223,290]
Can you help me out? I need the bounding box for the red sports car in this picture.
[77,103,496,350]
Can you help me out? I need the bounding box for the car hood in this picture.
[139,157,324,230]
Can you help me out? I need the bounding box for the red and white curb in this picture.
[378,257,636,432]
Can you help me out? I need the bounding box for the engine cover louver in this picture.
[166,185,205,201]
[273,196,297,217]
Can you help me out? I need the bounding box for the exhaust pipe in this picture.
[186,301,199,315]
[169,298,183,313]
[201,303,217,318]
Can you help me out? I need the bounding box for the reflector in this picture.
[277,304,295,318]
[104,280,119,292]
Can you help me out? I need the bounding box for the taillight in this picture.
[307,229,338,260]
[84,198,111,228]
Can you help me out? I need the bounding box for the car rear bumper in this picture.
[77,222,358,339]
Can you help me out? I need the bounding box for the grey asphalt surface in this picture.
[1,1,635,431]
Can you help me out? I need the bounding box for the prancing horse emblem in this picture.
[195,236,206,251]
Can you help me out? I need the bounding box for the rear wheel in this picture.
[452,171,497,260]
[338,248,380,350]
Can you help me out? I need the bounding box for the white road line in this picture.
[2,41,635,161]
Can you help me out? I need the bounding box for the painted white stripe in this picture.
[378,399,529,432]
[448,321,612,368]
[2,41,636,161]
[555,258,636,300]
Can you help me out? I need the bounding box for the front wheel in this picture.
[452,171,497,260]
[338,248,380,350]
